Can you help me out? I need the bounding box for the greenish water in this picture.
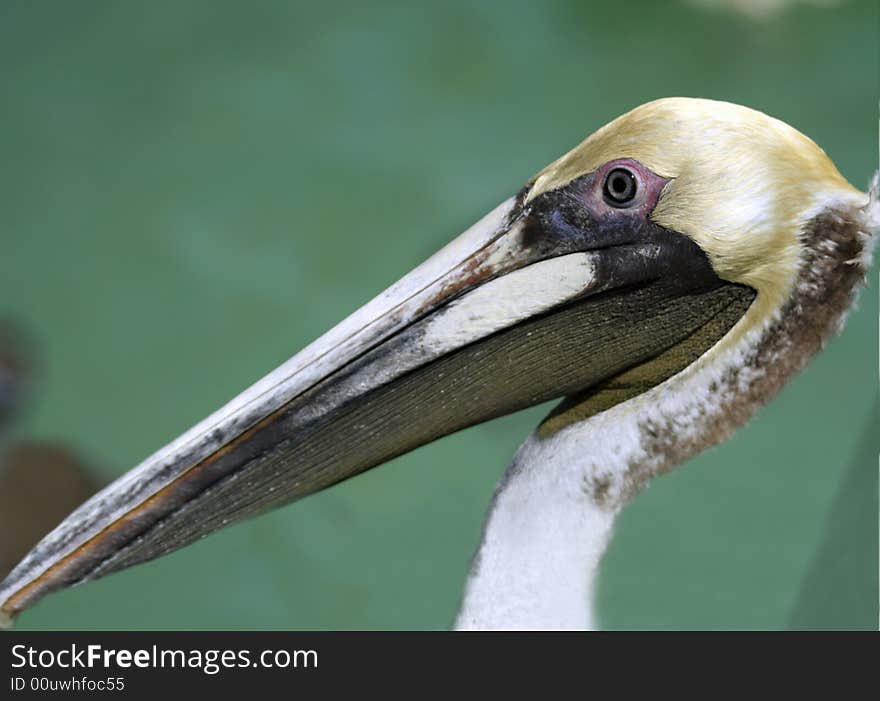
[0,0,876,630]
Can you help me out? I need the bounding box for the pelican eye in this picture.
[602,168,637,206]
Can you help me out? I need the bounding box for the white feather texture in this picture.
[856,172,880,269]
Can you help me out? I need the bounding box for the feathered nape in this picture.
[855,173,879,270]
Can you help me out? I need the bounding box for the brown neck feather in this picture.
[528,200,872,510]
[630,202,873,495]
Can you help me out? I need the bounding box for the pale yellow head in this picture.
[527,98,866,326]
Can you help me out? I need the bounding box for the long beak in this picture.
[0,190,753,624]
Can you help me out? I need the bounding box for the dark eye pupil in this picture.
[603,168,637,205]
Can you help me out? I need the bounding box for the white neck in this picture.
[454,433,619,630]
[454,324,766,631]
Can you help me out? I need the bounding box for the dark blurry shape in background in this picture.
[788,401,879,629]
[0,441,102,580]
[0,321,103,580]
[0,321,35,429]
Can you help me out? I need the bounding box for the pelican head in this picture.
[1,98,874,628]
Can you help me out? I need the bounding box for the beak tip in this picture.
[0,606,15,630]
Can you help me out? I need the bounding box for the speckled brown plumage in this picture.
[624,200,874,500]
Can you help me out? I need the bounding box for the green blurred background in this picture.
[0,0,876,630]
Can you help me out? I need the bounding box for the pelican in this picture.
[0,98,875,630]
